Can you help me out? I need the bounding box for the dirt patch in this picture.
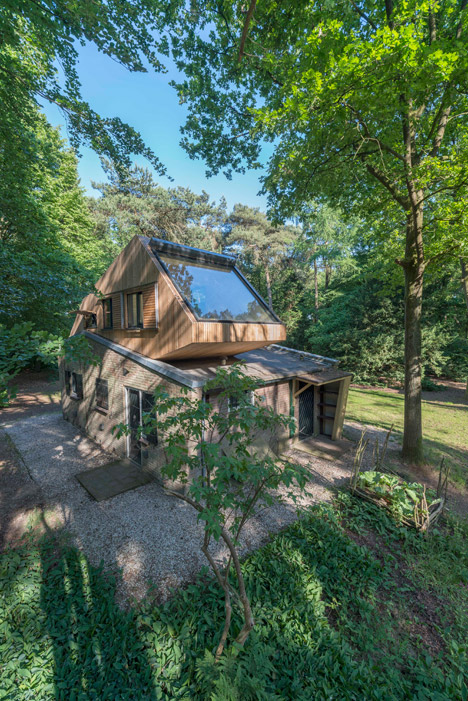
[0,430,46,550]
[1,369,60,422]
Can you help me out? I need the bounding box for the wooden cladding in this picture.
[142,285,157,329]
[71,235,287,360]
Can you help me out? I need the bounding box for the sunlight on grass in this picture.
[347,389,468,488]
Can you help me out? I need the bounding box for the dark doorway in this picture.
[127,388,141,465]
[298,384,315,439]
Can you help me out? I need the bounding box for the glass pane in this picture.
[159,254,277,322]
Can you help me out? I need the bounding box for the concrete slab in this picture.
[76,459,153,501]
[291,436,354,461]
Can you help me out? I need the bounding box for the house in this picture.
[61,235,352,479]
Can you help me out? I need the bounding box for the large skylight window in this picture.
[159,254,277,323]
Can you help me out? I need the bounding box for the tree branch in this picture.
[365,162,409,208]
[350,1,377,30]
[238,0,257,62]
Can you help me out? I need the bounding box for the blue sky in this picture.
[41,43,269,211]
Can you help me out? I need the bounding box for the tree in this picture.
[114,364,307,659]
[89,162,227,251]
[225,204,298,312]
[165,0,468,464]
[298,203,358,318]
[0,111,108,331]
[1,0,168,172]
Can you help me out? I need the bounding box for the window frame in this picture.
[228,390,254,413]
[69,371,83,400]
[156,253,281,324]
[95,378,109,411]
[126,291,143,329]
[84,313,97,329]
[102,298,113,329]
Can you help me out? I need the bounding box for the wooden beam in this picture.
[332,377,351,440]
[294,381,313,398]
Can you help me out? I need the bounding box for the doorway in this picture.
[298,383,315,439]
[127,388,142,465]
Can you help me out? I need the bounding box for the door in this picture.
[298,384,315,439]
[127,388,142,465]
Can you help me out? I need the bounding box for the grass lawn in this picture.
[347,388,468,488]
[1,497,467,700]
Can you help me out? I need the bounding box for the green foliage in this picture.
[1,1,169,172]
[0,323,60,407]
[89,161,228,252]
[356,471,436,523]
[1,498,467,699]
[302,256,466,384]
[0,113,110,332]
[0,324,98,407]
[115,364,306,653]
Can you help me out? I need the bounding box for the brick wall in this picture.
[60,339,296,483]
[204,380,293,454]
[60,339,201,482]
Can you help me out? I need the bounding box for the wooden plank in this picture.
[294,381,313,398]
[94,236,158,295]
[332,376,351,441]
[142,285,156,328]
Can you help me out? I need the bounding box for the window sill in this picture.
[69,394,82,401]
[94,406,109,416]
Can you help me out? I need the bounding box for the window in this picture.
[158,254,277,322]
[102,298,113,329]
[95,378,109,410]
[84,313,97,329]
[127,292,143,328]
[228,390,254,413]
[142,392,158,445]
[68,372,83,400]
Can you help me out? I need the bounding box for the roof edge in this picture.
[148,236,236,267]
[269,344,340,367]
[81,332,205,389]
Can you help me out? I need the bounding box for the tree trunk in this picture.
[402,209,425,464]
[324,263,331,291]
[461,258,468,313]
[314,256,319,319]
[265,266,273,312]
[460,259,468,398]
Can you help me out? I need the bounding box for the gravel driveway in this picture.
[3,411,354,605]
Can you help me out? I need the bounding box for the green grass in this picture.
[347,388,468,488]
[1,499,467,700]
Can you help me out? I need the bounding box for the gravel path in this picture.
[2,411,357,605]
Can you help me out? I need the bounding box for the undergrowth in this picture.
[1,496,467,699]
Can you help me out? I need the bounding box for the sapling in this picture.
[114,364,308,658]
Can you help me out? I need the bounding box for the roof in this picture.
[171,345,351,385]
[148,236,236,268]
[147,236,282,324]
[82,333,351,389]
